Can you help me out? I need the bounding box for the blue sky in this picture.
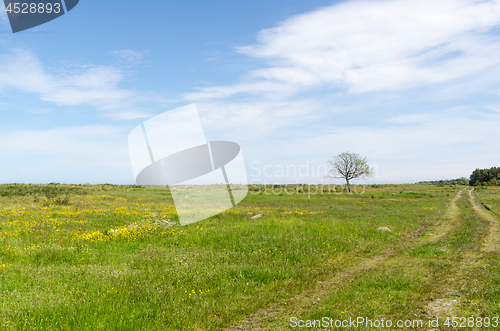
[1,0,500,185]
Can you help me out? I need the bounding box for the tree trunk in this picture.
[346,178,351,193]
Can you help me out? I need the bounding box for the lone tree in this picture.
[326,152,374,193]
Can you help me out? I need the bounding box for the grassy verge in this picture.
[461,187,500,325]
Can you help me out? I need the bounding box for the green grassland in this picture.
[0,183,497,330]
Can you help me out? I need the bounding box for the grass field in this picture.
[0,183,499,330]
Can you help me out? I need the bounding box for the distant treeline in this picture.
[469,167,500,186]
[417,177,469,186]
[420,168,500,186]
[0,183,142,197]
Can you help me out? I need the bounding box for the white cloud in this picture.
[186,0,500,100]
[103,109,155,120]
[318,112,494,160]
[42,66,135,109]
[0,125,124,158]
[0,49,54,94]
[0,125,134,184]
[112,49,150,64]
[197,98,322,139]
[0,48,163,119]
[185,81,293,101]
[485,104,500,113]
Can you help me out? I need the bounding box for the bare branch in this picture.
[325,151,373,192]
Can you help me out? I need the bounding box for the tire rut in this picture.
[424,188,464,243]
[423,188,491,329]
[468,188,500,252]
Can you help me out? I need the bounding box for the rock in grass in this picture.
[377,227,392,232]
[251,214,262,219]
